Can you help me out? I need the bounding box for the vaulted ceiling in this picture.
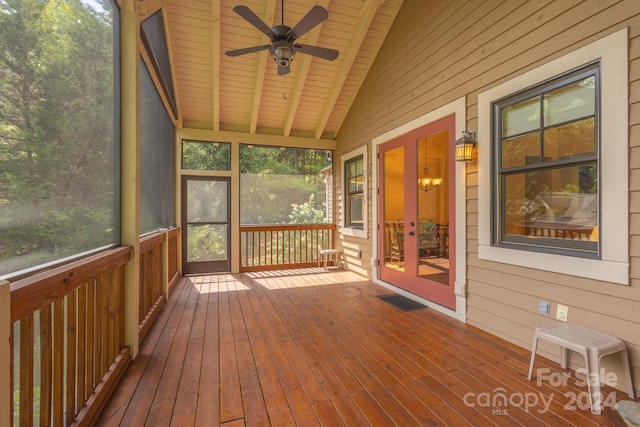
[136,0,404,141]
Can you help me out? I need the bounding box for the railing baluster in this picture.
[77,286,87,406]
[269,230,273,265]
[107,272,115,366]
[19,315,34,427]
[53,299,64,426]
[86,279,95,396]
[100,271,110,376]
[117,265,126,351]
[66,291,77,425]
[40,304,52,426]
[251,231,256,266]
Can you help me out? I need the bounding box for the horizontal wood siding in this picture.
[336,0,640,395]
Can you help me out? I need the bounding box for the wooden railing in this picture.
[7,227,182,426]
[139,227,181,344]
[139,233,164,344]
[10,246,132,426]
[240,224,335,271]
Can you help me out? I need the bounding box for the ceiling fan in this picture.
[225,1,339,75]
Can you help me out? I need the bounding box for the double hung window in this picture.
[345,155,364,229]
[493,63,599,257]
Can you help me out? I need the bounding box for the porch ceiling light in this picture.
[269,41,296,67]
[455,131,476,162]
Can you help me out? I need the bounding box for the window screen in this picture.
[140,59,175,234]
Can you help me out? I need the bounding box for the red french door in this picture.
[378,116,456,309]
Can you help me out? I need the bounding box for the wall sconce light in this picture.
[454,131,476,162]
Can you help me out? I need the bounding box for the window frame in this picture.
[345,155,364,229]
[340,146,368,238]
[477,28,629,285]
[492,62,600,257]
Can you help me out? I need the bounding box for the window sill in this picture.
[340,228,367,239]
[478,244,628,285]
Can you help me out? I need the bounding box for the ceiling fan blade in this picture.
[294,44,339,61]
[225,44,271,57]
[286,5,328,39]
[232,5,274,39]
[278,63,290,75]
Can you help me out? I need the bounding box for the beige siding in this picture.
[336,0,640,395]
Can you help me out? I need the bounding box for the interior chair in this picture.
[418,220,439,258]
[390,228,404,263]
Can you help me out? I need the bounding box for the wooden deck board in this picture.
[98,269,629,426]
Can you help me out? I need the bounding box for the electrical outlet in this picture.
[556,304,569,322]
[538,301,550,316]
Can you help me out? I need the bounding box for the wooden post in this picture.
[0,280,10,426]
[231,142,240,273]
[120,0,141,358]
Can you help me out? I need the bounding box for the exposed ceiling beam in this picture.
[249,0,278,134]
[314,0,396,139]
[282,0,330,137]
[212,2,221,131]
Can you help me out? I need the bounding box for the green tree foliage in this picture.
[182,140,231,171]
[239,145,330,224]
[0,0,117,276]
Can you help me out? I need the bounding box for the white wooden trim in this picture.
[477,28,629,285]
[340,145,368,239]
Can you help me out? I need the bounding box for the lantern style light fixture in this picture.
[454,131,477,162]
[269,40,296,67]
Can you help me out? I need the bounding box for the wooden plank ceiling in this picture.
[137,0,404,140]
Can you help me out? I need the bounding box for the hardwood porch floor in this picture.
[97,269,628,426]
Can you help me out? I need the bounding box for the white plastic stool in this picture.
[528,323,635,414]
[318,249,341,270]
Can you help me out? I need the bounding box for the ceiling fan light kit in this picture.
[225,1,339,75]
[270,40,295,68]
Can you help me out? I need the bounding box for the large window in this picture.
[0,0,120,279]
[477,28,628,284]
[239,145,331,224]
[494,63,599,256]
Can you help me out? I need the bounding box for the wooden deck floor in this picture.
[97,269,628,426]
